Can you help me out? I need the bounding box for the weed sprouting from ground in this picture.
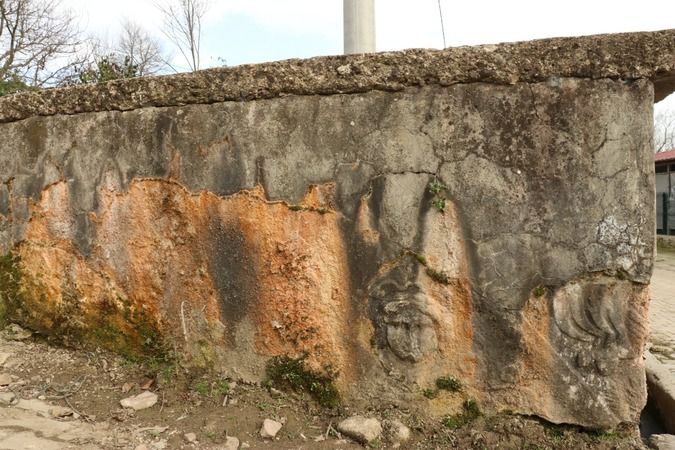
[436,375,462,392]
[266,356,340,408]
[442,399,481,430]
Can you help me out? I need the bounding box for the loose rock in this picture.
[120,391,158,410]
[650,434,675,450]
[388,419,411,447]
[15,398,52,414]
[337,416,382,445]
[260,418,283,439]
[184,432,197,443]
[0,392,16,405]
[0,373,11,386]
[150,440,167,450]
[2,324,32,341]
[223,436,240,450]
[49,406,73,418]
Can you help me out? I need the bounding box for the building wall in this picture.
[656,160,675,235]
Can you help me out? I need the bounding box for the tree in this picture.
[0,0,80,88]
[59,20,167,86]
[156,0,208,72]
[77,54,138,84]
[655,109,675,153]
[118,19,166,76]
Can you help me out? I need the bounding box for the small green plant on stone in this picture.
[428,178,447,214]
[533,285,547,298]
[414,253,427,266]
[426,267,450,285]
[436,375,462,392]
[407,251,451,286]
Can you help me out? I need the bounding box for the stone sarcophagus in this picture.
[0,30,673,429]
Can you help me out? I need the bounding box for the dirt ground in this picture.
[0,325,649,450]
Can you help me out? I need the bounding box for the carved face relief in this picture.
[369,271,438,362]
[384,299,438,362]
[360,173,474,370]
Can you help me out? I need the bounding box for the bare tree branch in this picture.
[118,18,166,76]
[155,0,207,72]
[0,0,81,87]
[655,109,675,153]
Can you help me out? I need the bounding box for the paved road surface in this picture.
[650,248,675,352]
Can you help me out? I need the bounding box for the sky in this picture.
[60,0,675,110]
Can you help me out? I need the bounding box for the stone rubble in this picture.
[259,418,282,439]
[1,324,32,341]
[387,419,411,447]
[48,405,74,418]
[223,435,240,450]
[337,416,383,445]
[650,434,675,450]
[120,391,158,411]
[0,392,15,405]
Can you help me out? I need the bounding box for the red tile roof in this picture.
[656,149,675,162]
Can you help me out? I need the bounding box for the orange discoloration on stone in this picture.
[355,195,380,246]
[418,202,476,385]
[237,199,352,380]
[25,181,75,243]
[297,183,337,210]
[518,293,554,410]
[19,179,353,382]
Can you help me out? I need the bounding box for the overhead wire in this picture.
[438,0,447,48]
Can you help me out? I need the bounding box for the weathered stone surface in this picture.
[0,31,659,430]
[0,407,107,448]
[0,29,673,125]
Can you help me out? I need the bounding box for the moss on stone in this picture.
[425,267,451,285]
[533,285,548,297]
[0,250,168,361]
[266,355,340,408]
[0,253,22,327]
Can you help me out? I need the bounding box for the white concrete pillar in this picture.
[344,0,376,54]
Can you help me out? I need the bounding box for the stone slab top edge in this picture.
[1,28,674,124]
